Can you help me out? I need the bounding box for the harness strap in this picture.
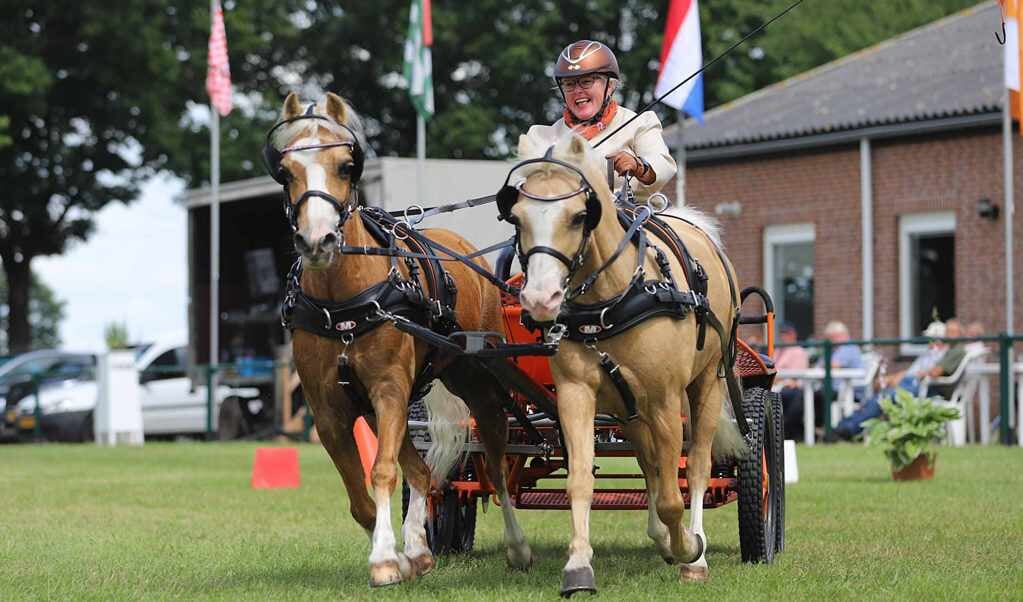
[597,350,639,422]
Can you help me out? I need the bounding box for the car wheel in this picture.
[217,397,249,440]
[79,411,94,443]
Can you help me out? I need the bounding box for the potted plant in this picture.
[861,388,960,481]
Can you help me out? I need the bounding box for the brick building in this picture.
[668,2,1021,343]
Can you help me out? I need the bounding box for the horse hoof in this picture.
[506,545,533,571]
[682,532,706,564]
[368,560,403,587]
[410,553,435,578]
[679,564,709,583]
[560,567,597,598]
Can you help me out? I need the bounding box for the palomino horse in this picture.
[503,132,747,591]
[270,92,532,586]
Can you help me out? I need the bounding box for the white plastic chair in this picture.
[830,351,882,427]
[919,348,989,447]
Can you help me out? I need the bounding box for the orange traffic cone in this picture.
[251,447,301,489]
[354,417,378,488]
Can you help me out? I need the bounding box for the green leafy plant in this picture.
[104,322,130,350]
[861,388,960,471]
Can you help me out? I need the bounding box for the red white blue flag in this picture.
[655,0,704,123]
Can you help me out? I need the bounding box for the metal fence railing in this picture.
[774,334,1022,445]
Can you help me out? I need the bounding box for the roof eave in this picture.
[684,112,1002,164]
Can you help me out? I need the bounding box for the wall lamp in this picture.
[714,201,743,217]
[976,198,1000,221]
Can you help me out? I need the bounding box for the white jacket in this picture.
[524,106,677,202]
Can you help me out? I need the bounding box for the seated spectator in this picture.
[826,319,967,441]
[773,321,809,441]
[812,321,865,426]
[820,321,864,371]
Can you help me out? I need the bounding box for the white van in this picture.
[12,335,262,441]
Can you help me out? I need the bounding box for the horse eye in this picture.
[338,162,354,178]
[570,211,588,227]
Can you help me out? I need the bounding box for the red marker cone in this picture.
[354,417,378,488]
[251,447,301,489]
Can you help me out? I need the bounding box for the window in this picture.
[763,224,815,340]
[900,212,955,344]
[143,348,186,381]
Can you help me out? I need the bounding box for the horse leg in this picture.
[309,396,377,536]
[678,367,723,582]
[649,393,705,567]
[366,379,415,587]
[397,432,435,578]
[444,361,533,570]
[621,420,673,563]
[557,382,598,596]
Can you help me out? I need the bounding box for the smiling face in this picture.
[560,74,613,121]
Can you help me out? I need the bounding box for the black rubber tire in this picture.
[401,469,477,555]
[769,390,786,554]
[217,397,249,441]
[737,386,778,564]
[78,411,94,443]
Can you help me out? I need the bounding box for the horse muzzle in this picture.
[520,284,565,323]
[294,230,340,269]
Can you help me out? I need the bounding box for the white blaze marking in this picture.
[520,201,570,303]
[290,136,340,242]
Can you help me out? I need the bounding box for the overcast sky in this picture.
[34,175,188,352]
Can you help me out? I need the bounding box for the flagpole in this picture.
[1004,89,1016,446]
[208,2,221,417]
[675,111,686,207]
[417,114,426,203]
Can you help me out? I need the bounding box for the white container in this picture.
[94,350,144,445]
[784,439,799,484]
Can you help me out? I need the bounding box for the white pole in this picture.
[860,138,874,341]
[674,111,686,207]
[210,92,220,384]
[416,114,426,203]
[1004,91,1017,445]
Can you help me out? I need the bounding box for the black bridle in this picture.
[262,107,365,238]
[496,153,604,297]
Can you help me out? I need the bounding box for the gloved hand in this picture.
[607,151,654,184]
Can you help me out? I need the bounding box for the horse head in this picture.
[502,132,614,322]
[267,92,366,270]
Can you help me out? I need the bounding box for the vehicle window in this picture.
[42,359,95,381]
[143,349,186,381]
[0,358,57,383]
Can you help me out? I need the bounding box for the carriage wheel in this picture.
[769,389,786,554]
[737,386,781,563]
[400,465,478,555]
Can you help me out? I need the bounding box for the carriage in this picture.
[404,274,786,565]
[268,92,785,593]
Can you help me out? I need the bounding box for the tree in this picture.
[0,274,65,353]
[0,1,303,353]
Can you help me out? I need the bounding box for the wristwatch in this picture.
[638,157,652,179]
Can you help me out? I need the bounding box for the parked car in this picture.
[8,334,266,442]
[0,350,97,441]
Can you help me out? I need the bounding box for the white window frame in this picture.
[899,211,956,354]
[763,223,816,335]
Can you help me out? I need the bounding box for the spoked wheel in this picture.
[737,386,783,563]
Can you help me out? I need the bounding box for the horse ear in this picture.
[566,132,588,158]
[325,92,349,125]
[517,134,543,159]
[281,92,303,120]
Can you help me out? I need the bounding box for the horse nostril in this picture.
[319,231,338,251]
[293,232,311,254]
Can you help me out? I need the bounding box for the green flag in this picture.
[403,0,434,120]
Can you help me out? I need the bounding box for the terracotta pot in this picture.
[892,453,935,481]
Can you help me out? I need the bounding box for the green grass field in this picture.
[1,442,1020,600]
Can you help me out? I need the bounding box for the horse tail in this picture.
[712,381,749,463]
[422,382,471,485]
